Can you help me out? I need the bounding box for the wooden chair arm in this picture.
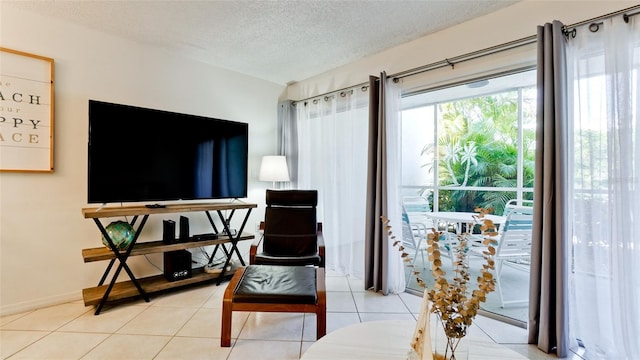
[249,237,262,265]
[317,223,325,268]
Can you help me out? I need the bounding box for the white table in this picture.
[426,212,505,237]
[426,211,505,226]
[301,320,527,359]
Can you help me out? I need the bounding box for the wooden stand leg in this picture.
[316,267,327,339]
[221,267,245,347]
[93,216,150,315]
[221,296,232,347]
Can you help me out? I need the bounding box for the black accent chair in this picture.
[250,189,325,267]
[222,189,326,347]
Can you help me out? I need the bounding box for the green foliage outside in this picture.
[422,89,536,215]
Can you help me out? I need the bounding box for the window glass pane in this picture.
[401,70,536,214]
[401,106,435,198]
[522,86,537,187]
[437,91,520,189]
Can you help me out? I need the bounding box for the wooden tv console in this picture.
[81,201,256,315]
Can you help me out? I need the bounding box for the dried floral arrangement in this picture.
[382,207,498,360]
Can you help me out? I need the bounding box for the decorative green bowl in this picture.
[102,221,135,250]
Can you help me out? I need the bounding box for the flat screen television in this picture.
[88,100,248,204]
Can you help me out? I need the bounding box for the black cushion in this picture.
[263,209,317,256]
[261,190,319,260]
[253,253,322,267]
[233,265,317,304]
[266,190,318,206]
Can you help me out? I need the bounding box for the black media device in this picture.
[193,233,218,241]
[179,216,189,242]
[87,100,249,204]
[162,220,176,244]
[164,250,192,282]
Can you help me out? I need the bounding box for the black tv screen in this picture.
[88,100,248,204]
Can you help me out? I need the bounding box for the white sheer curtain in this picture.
[383,79,406,293]
[296,89,369,277]
[567,15,640,359]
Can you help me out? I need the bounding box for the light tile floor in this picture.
[1,271,580,359]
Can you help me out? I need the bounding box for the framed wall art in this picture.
[0,47,54,172]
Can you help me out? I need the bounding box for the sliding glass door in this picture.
[400,69,536,326]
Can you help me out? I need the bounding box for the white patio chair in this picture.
[402,196,434,228]
[401,207,430,269]
[471,206,533,307]
[503,199,534,216]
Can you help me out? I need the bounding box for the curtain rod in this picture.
[389,34,536,80]
[561,4,640,35]
[292,82,370,106]
[293,33,534,104]
[293,4,640,104]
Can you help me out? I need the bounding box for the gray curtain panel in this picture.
[529,20,570,357]
[277,100,298,189]
[364,72,390,294]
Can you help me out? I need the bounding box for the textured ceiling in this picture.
[8,0,520,85]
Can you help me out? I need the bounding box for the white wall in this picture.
[0,4,284,315]
[287,0,637,101]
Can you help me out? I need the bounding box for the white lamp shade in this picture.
[258,155,290,182]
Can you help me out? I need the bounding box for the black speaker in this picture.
[179,216,189,242]
[163,220,176,244]
[164,250,192,281]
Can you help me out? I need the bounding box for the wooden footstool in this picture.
[221,265,326,347]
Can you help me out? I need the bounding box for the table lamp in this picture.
[258,155,290,188]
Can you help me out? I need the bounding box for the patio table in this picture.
[425,211,505,234]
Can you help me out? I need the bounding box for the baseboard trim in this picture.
[0,291,83,317]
